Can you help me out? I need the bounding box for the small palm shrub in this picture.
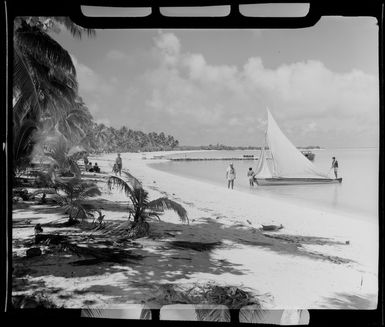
[33,176,101,224]
[107,171,188,238]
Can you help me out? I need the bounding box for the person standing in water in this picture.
[115,153,122,176]
[247,167,255,187]
[226,163,236,189]
[331,156,339,178]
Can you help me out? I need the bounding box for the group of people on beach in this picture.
[83,152,123,175]
[83,155,101,173]
[225,156,339,189]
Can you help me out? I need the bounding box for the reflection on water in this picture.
[332,185,339,208]
[150,148,378,219]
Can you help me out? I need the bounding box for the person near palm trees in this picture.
[93,162,100,173]
[226,163,236,189]
[115,153,122,176]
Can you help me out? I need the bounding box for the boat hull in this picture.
[255,177,342,186]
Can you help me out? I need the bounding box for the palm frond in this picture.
[13,119,37,168]
[148,197,189,224]
[122,170,142,189]
[107,175,135,200]
[52,17,96,39]
[15,24,77,74]
[67,145,86,159]
[13,47,41,122]
[77,185,101,200]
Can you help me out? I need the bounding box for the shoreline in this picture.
[93,151,379,302]
[12,150,378,309]
[144,155,376,224]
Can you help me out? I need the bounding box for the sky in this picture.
[50,15,379,148]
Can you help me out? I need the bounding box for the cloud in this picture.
[106,49,128,60]
[71,55,114,96]
[131,31,378,146]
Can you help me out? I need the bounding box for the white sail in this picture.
[255,137,273,178]
[255,109,328,179]
[266,109,328,178]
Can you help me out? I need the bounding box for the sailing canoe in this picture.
[255,177,342,186]
[254,109,342,186]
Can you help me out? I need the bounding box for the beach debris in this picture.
[168,241,221,252]
[35,233,68,245]
[34,224,43,235]
[92,210,106,225]
[246,220,252,225]
[13,188,30,201]
[12,294,57,309]
[261,224,283,232]
[146,282,265,310]
[13,196,23,203]
[26,247,42,258]
[345,240,350,245]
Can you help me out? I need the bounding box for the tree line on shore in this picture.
[82,124,179,154]
[12,16,180,175]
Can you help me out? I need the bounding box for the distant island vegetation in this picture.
[84,125,321,154]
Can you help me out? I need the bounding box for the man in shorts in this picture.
[115,153,122,176]
[331,156,339,178]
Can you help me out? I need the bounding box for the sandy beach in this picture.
[12,150,378,310]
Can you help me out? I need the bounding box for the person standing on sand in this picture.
[331,156,339,178]
[115,153,122,176]
[247,167,255,187]
[226,163,236,189]
[83,153,89,171]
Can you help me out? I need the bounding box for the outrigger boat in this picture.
[254,109,342,186]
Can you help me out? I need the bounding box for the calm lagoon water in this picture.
[149,148,379,220]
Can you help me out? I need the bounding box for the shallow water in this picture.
[149,148,379,219]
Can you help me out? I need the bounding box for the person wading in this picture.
[226,163,236,189]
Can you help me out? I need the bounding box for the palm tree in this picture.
[13,17,95,171]
[43,134,86,177]
[32,176,101,224]
[107,171,188,238]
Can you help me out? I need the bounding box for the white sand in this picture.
[90,151,378,309]
[12,150,378,310]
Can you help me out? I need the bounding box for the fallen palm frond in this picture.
[148,197,189,224]
[145,282,266,310]
[167,241,221,252]
[12,293,59,309]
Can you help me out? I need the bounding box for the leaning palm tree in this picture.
[107,171,188,238]
[13,17,95,172]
